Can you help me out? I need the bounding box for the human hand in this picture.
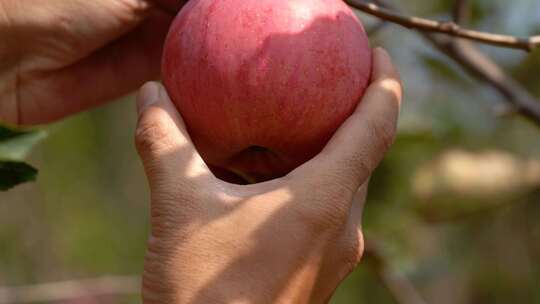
[135,48,402,303]
[0,0,186,125]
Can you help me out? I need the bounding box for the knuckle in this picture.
[135,115,172,156]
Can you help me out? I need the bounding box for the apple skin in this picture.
[162,0,372,182]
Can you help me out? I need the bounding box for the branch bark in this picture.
[345,0,540,51]
[348,0,540,126]
[423,36,540,124]
[0,276,140,304]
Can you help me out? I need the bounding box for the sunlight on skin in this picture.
[139,48,401,303]
[379,78,403,102]
[184,152,209,178]
[210,188,294,229]
[276,240,326,303]
[215,190,246,206]
[170,188,294,292]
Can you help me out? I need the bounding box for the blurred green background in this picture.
[1,0,540,303]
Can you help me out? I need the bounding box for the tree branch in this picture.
[422,36,540,124]
[348,0,540,126]
[0,276,140,304]
[345,0,540,51]
[364,241,428,304]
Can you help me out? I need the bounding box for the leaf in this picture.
[0,161,38,191]
[0,125,30,140]
[0,124,46,191]
[0,125,47,160]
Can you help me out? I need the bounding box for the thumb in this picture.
[135,82,212,187]
[293,48,402,193]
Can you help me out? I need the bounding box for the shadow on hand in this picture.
[151,11,366,304]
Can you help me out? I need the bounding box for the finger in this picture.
[152,0,188,14]
[294,47,402,193]
[15,0,156,67]
[18,11,173,124]
[135,82,212,188]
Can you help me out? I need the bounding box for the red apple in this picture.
[162,0,372,182]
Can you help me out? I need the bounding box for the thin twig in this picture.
[422,36,540,124]
[345,0,540,51]
[364,241,428,304]
[0,276,140,304]
[349,0,540,126]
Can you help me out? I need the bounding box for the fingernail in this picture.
[137,82,161,116]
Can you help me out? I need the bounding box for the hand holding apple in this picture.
[162,0,373,182]
[136,48,402,303]
[0,0,180,125]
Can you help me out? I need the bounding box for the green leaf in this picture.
[0,124,46,191]
[0,125,29,140]
[0,161,38,191]
[0,125,47,161]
